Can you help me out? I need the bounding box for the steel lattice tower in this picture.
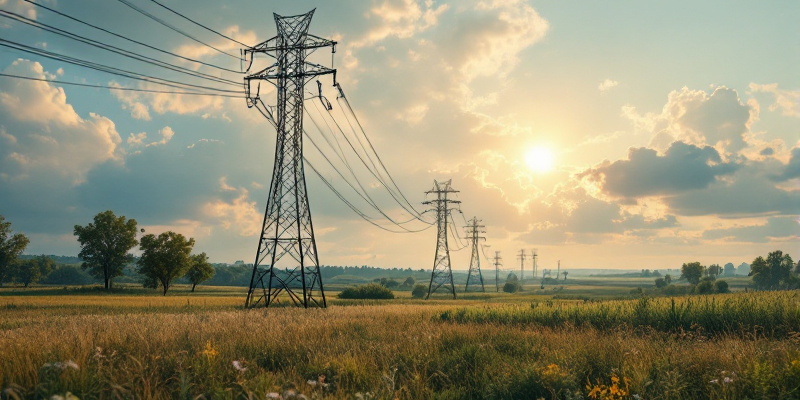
[531,249,538,279]
[493,251,502,292]
[243,10,336,308]
[517,249,526,280]
[423,180,460,299]
[464,217,486,292]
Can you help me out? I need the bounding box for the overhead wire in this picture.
[21,0,242,73]
[253,99,432,234]
[0,38,244,94]
[0,10,241,87]
[114,0,242,60]
[306,100,427,230]
[0,72,245,97]
[146,0,252,47]
[335,86,430,221]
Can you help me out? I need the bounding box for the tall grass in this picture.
[0,292,799,399]
[439,292,800,337]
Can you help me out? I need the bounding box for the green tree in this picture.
[723,262,736,276]
[707,264,721,279]
[654,277,667,288]
[402,276,416,287]
[750,250,794,290]
[74,211,139,290]
[14,255,55,288]
[664,274,672,284]
[503,281,521,293]
[714,280,729,293]
[185,252,215,292]
[137,231,195,295]
[0,215,30,286]
[411,284,427,298]
[681,262,705,285]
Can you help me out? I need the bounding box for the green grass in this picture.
[1,281,799,399]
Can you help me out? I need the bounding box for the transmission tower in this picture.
[423,180,460,299]
[464,217,486,292]
[243,10,336,308]
[493,251,502,292]
[532,249,538,279]
[517,249,526,280]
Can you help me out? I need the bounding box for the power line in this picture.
[0,38,244,94]
[22,0,242,74]
[146,0,252,47]
[0,10,241,87]
[115,0,242,60]
[0,72,246,98]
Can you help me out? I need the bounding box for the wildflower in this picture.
[265,393,281,399]
[200,340,218,359]
[232,360,246,372]
[709,379,719,384]
[306,380,317,386]
[723,377,734,384]
[43,360,79,371]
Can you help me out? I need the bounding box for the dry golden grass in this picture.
[1,290,799,399]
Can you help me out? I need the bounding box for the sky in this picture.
[0,0,798,272]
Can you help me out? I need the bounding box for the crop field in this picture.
[1,283,799,399]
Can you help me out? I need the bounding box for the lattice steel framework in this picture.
[517,249,526,280]
[531,248,538,279]
[423,180,460,299]
[244,10,336,308]
[464,217,485,292]
[493,251,502,292]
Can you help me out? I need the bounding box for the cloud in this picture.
[351,0,448,48]
[749,83,800,117]
[0,0,36,26]
[777,147,800,180]
[580,141,739,199]
[624,86,753,155]
[598,79,619,92]
[703,216,800,242]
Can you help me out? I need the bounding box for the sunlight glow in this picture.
[524,146,555,173]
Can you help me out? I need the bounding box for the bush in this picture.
[337,283,395,299]
[654,277,667,288]
[503,281,521,293]
[411,284,428,299]
[695,280,714,294]
[714,280,730,293]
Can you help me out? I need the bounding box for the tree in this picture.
[654,277,667,288]
[707,264,721,279]
[411,284,427,298]
[723,262,736,276]
[137,231,195,295]
[74,211,139,290]
[0,215,30,286]
[14,256,55,288]
[503,281,521,293]
[714,280,729,293]
[402,276,416,287]
[681,262,704,285]
[562,271,568,280]
[664,274,672,284]
[750,250,794,290]
[185,252,215,292]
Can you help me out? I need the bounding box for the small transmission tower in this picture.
[517,249,526,280]
[464,217,486,292]
[423,180,460,299]
[243,10,336,308]
[532,249,538,279]
[493,251,502,292]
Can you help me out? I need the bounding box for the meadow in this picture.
[1,283,799,399]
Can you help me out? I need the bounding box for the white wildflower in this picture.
[232,360,246,372]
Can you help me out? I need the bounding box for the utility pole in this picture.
[423,180,460,299]
[493,251,502,292]
[517,249,526,280]
[557,260,561,283]
[464,217,486,292]
[531,249,538,279]
[243,10,336,308]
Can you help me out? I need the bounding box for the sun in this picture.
[524,146,555,173]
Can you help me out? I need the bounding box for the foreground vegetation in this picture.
[1,287,799,399]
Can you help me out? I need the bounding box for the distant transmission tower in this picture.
[423,180,460,299]
[493,251,502,292]
[532,249,538,279]
[243,10,336,308]
[464,217,486,292]
[517,249,526,280]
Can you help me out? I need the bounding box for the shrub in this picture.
[337,283,395,299]
[411,284,428,299]
[695,280,714,294]
[714,280,730,293]
[654,277,667,288]
[503,281,521,293]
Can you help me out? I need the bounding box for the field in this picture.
[1,281,799,399]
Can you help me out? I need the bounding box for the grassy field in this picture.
[1,282,799,399]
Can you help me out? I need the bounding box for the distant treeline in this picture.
[7,260,425,288]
